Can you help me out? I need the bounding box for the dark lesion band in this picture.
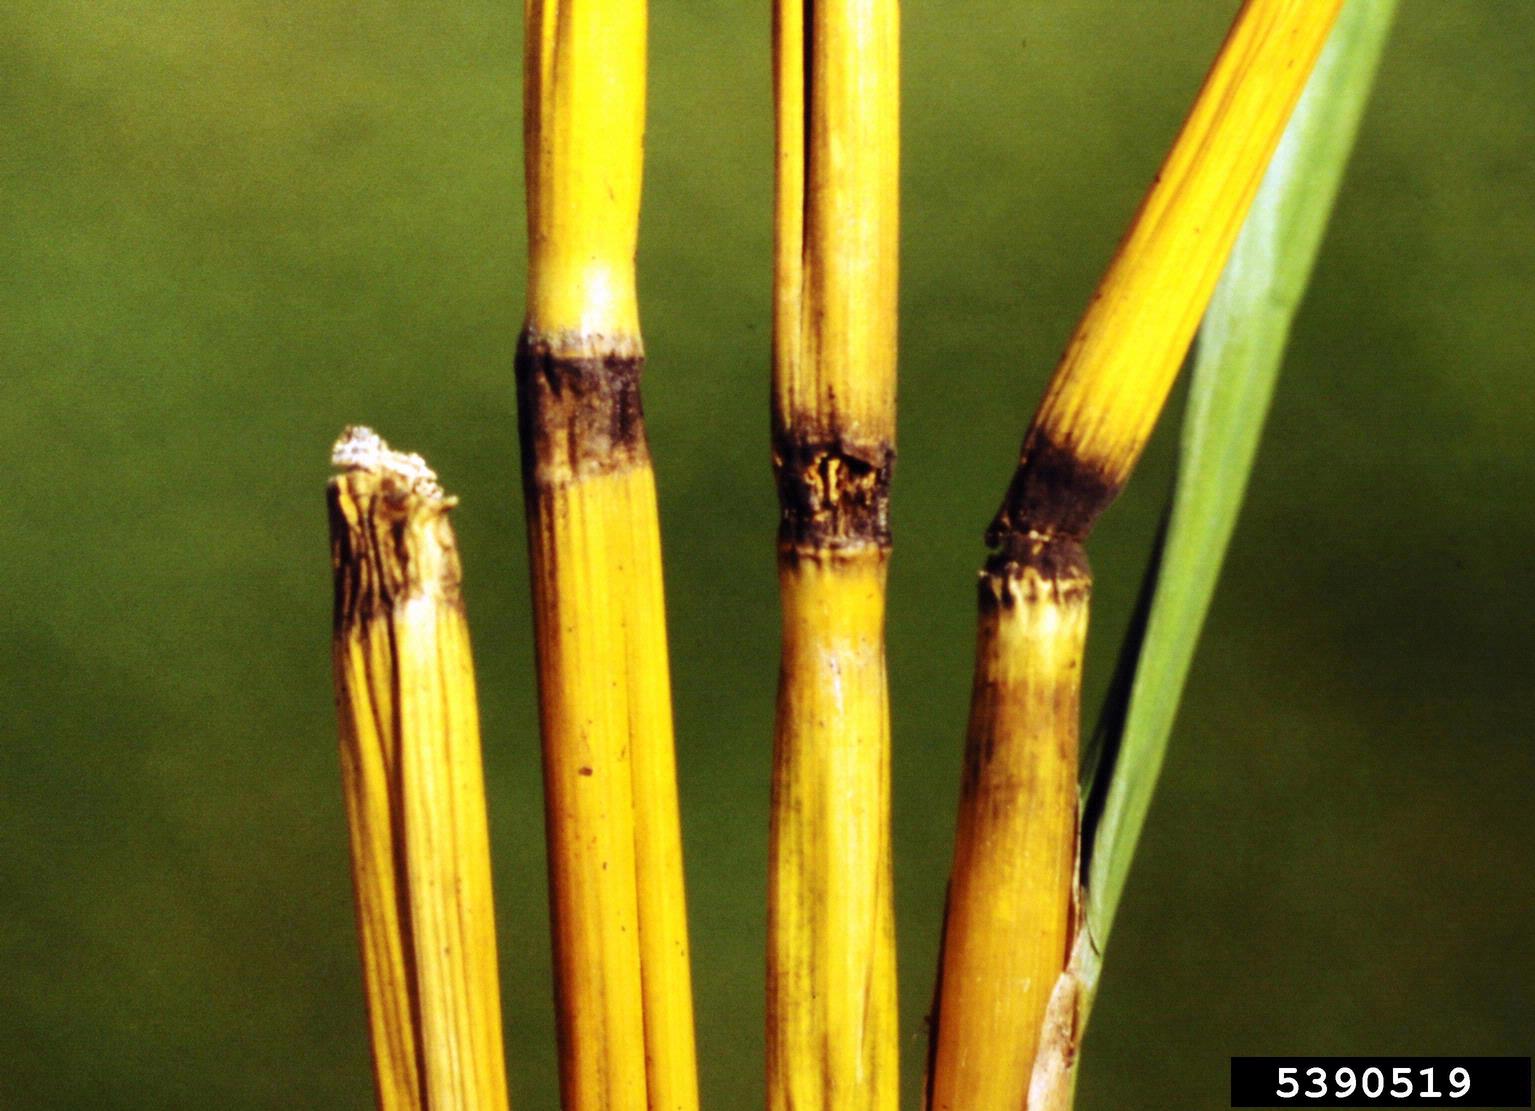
[772,429,895,552]
[987,430,1122,551]
[981,428,1124,593]
[516,332,652,488]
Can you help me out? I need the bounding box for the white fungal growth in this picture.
[331,425,447,503]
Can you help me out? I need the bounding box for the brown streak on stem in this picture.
[329,438,463,631]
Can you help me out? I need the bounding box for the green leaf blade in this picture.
[1082,0,1401,954]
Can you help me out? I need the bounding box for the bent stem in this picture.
[767,1,901,1109]
[519,2,698,1109]
[926,2,1344,1108]
[329,426,511,1111]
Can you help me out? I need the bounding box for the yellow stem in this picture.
[523,0,644,342]
[995,0,1346,531]
[329,427,511,1111]
[930,2,1344,1108]
[520,3,698,1108]
[768,1,900,1108]
[768,553,899,1111]
[927,559,1087,1111]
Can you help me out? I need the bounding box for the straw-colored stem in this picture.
[768,553,899,1111]
[992,0,1346,525]
[926,553,1087,1111]
[928,2,1343,1108]
[520,3,698,1109]
[767,1,900,1108]
[329,427,511,1111]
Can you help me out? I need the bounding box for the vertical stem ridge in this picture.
[769,551,899,1111]
[520,3,698,1108]
[927,549,1088,1111]
[330,427,512,1111]
[768,1,900,1108]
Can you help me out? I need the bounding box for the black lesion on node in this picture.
[773,432,894,550]
[987,429,1120,550]
[977,428,1123,596]
[980,530,1091,594]
[515,333,650,486]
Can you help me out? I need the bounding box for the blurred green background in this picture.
[2,2,1531,1107]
